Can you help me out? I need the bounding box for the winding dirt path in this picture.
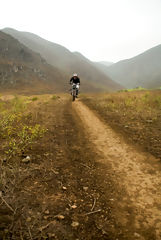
[73,100,161,240]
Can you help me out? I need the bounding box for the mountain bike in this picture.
[71,83,79,101]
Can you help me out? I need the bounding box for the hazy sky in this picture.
[1,0,161,62]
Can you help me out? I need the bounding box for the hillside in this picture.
[2,28,122,91]
[106,45,161,89]
[0,31,67,92]
[93,61,114,78]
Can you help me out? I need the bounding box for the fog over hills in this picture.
[99,61,114,67]
[93,62,114,80]
[106,45,161,89]
[2,28,121,91]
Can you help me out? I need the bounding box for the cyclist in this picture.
[70,73,80,97]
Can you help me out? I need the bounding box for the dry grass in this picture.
[82,90,161,159]
[0,94,50,237]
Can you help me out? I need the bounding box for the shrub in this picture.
[31,97,38,101]
[5,124,47,157]
[51,95,60,100]
[0,96,46,159]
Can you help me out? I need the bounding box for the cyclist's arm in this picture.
[70,77,73,84]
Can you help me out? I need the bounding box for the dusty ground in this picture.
[0,94,121,239]
[0,92,161,239]
[82,91,161,160]
[74,100,161,240]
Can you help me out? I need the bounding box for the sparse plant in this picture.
[0,96,47,159]
[0,101,4,111]
[153,96,161,107]
[51,95,60,100]
[31,97,38,101]
[124,97,133,107]
[141,92,150,102]
[11,96,27,112]
[5,124,47,157]
[119,87,146,92]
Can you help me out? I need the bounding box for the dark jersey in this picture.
[70,76,80,84]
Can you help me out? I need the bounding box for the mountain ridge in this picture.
[2,28,122,91]
[106,44,161,89]
[0,31,68,92]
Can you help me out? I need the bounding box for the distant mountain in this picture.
[2,28,122,91]
[93,61,114,79]
[0,31,66,92]
[106,45,161,89]
[99,61,114,66]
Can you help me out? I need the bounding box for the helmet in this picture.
[73,73,78,77]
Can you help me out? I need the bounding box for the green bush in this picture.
[31,97,38,101]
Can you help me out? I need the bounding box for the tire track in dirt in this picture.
[1,96,127,239]
[73,100,161,240]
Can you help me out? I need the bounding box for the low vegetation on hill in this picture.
[82,90,161,160]
[0,31,67,92]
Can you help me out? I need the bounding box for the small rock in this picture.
[71,205,77,209]
[45,210,49,214]
[146,120,153,123]
[22,158,30,163]
[134,232,141,238]
[4,229,9,234]
[57,215,65,220]
[48,233,56,237]
[26,217,31,222]
[22,156,31,163]
[83,187,88,191]
[71,221,79,227]
[44,153,50,156]
[62,186,67,190]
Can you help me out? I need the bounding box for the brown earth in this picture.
[0,95,122,239]
[74,100,161,240]
[81,91,161,160]
[0,93,161,239]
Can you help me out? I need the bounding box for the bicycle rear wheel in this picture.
[72,95,75,101]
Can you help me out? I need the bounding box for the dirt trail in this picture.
[1,95,161,239]
[1,96,125,239]
[73,100,161,240]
